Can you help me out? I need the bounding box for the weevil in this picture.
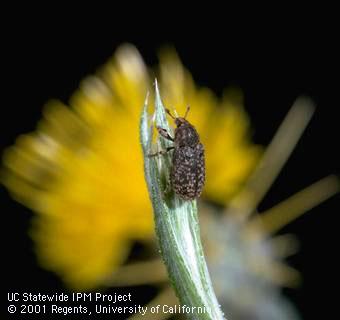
[149,106,205,200]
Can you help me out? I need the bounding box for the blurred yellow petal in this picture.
[31,215,131,290]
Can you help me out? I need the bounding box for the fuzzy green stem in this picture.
[140,82,225,320]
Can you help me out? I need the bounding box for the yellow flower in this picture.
[1,44,261,290]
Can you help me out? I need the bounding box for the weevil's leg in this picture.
[157,126,174,142]
[148,146,174,157]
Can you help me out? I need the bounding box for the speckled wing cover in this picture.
[171,143,205,200]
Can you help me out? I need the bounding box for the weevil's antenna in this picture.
[165,108,176,120]
[184,105,190,119]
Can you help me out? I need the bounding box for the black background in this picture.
[1,19,339,320]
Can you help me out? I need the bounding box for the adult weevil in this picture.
[149,106,205,200]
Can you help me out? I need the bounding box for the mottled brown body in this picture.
[151,106,205,200]
[171,121,205,200]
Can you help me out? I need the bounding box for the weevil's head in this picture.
[174,118,200,147]
[174,117,188,127]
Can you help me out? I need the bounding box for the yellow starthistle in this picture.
[1,44,261,290]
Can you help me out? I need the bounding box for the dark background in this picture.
[1,22,339,319]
